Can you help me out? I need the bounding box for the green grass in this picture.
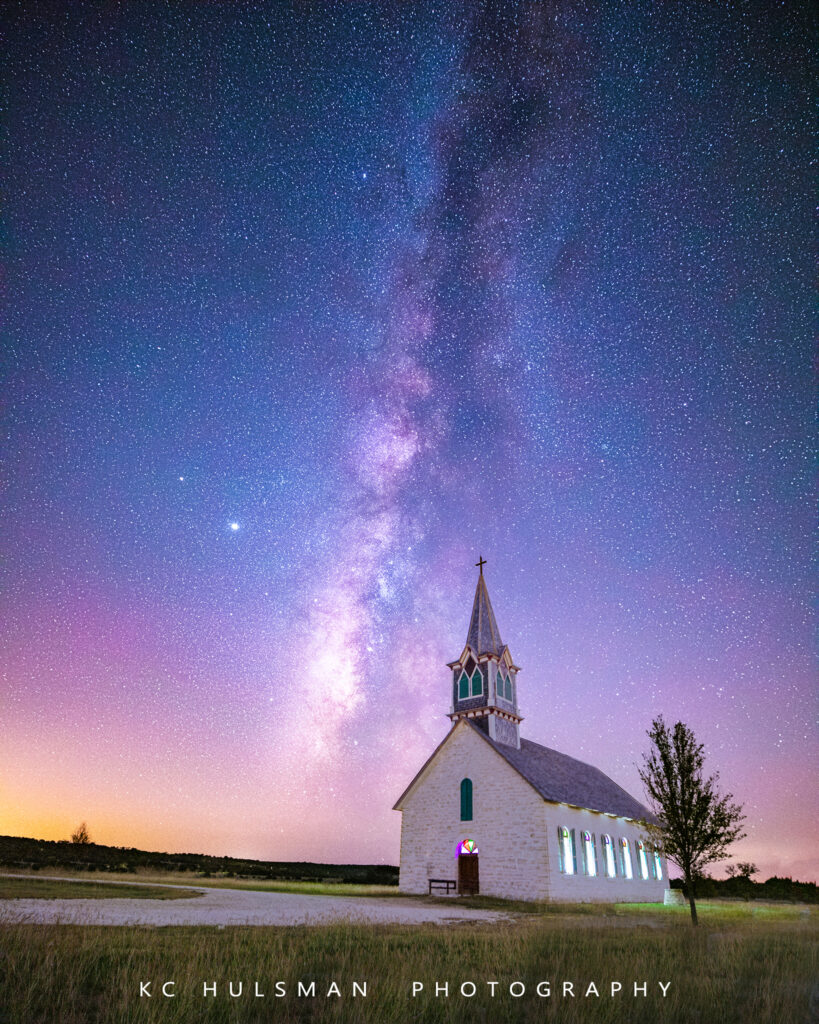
[0,868,399,899]
[0,876,201,901]
[618,899,814,922]
[0,901,815,1023]
[171,878,400,898]
[455,895,816,922]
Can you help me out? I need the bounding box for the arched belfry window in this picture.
[460,778,473,821]
[505,674,513,700]
[471,668,483,696]
[458,672,469,700]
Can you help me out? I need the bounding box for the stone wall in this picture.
[397,722,552,901]
[543,803,668,903]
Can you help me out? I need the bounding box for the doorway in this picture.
[458,853,479,895]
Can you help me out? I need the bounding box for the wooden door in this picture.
[458,854,479,895]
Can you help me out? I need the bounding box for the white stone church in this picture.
[394,563,668,903]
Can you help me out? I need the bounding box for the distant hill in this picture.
[0,835,398,885]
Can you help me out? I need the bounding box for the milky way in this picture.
[3,1,815,878]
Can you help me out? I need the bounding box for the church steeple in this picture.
[446,559,523,748]
[466,556,504,655]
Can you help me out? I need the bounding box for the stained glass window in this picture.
[582,830,597,876]
[637,840,649,880]
[458,839,478,855]
[601,834,616,877]
[619,837,633,879]
[558,825,575,875]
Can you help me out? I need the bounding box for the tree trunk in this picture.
[685,873,698,926]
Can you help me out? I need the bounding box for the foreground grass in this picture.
[0,903,815,1024]
[0,876,201,901]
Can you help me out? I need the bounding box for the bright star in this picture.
[229,522,240,531]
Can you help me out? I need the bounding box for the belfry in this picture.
[447,557,522,748]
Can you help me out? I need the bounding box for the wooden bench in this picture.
[428,878,457,894]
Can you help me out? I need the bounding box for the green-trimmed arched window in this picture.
[460,778,473,821]
[458,672,469,700]
[497,672,506,699]
[505,675,513,700]
[471,669,482,696]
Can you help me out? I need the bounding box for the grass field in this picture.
[0,900,815,1024]
[0,876,201,901]
[0,867,399,899]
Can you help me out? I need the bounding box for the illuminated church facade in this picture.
[394,563,668,902]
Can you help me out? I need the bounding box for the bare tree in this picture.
[639,717,745,926]
[70,822,91,845]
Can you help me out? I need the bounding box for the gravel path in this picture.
[0,875,508,927]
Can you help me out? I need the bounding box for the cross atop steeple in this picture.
[475,555,487,575]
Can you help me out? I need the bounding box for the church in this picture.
[394,562,668,902]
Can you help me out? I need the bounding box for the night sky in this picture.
[3,2,815,880]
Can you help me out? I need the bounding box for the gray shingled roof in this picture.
[466,572,503,655]
[468,721,654,821]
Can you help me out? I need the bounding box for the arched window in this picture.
[458,672,469,700]
[637,840,649,880]
[505,675,513,700]
[557,826,576,875]
[619,837,633,879]
[496,671,506,699]
[460,778,473,821]
[471,668,483,696]
[653,850,663,881]
[581,831,597,876]
[601,834,616,878]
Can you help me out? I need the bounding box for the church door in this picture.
[458,853,479,895]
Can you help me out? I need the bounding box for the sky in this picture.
[3,1,815,881]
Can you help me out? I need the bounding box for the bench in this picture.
[428,878,457,894]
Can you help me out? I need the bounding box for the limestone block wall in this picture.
[542,803,668,903]
[397,723,552,901]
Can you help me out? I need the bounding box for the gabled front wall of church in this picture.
[541,803,668,903]
[398,723,552,902]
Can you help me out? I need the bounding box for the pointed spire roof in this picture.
[466,558,503,655]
